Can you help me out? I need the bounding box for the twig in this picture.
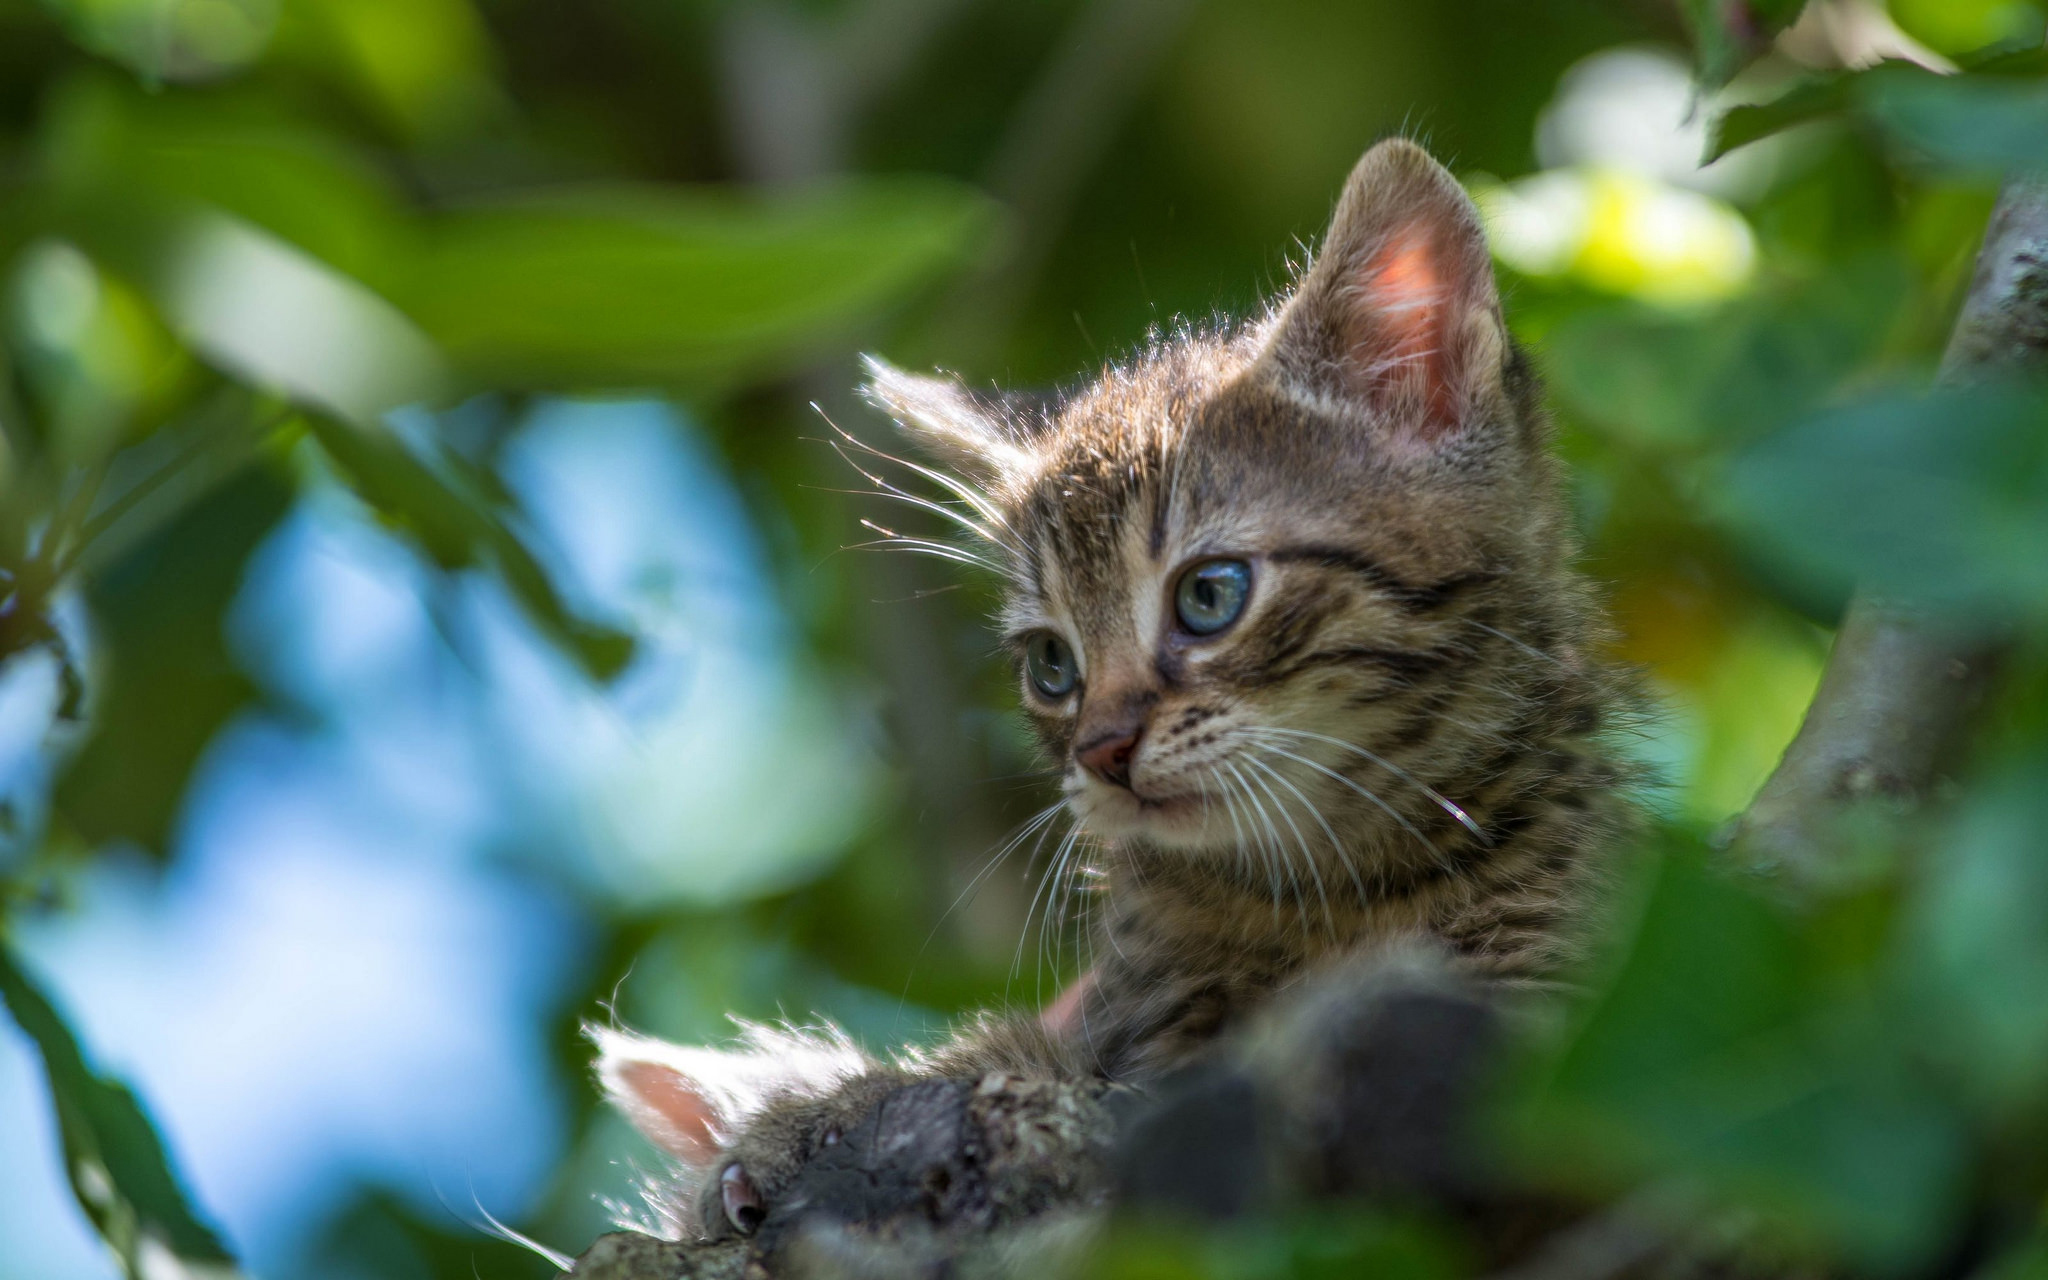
[1734,176,2048,868]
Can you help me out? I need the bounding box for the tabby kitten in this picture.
[594,138,1637,1243]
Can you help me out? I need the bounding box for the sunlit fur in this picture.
[864,139,1643,1075]
[598,140,1643,1240]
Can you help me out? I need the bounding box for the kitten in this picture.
[594,138,1639,1244]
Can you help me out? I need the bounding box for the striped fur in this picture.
[600,139,1643,1241]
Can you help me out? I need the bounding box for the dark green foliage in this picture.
[0,940,239,1276]
[1510,841,1972,1272]
[400,182,997,392]
[56,464,292,851]
[1680,0,1813,89]
[6,1,2048,1278]
[1710,46,2048,167]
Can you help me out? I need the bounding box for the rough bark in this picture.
[1733,176,2048,870]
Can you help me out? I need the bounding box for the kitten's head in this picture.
[865,140,1595,884]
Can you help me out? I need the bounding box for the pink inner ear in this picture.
[620,1062,721,1164]
[1351,227,1459,428]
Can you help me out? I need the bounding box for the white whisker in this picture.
[1242,755,1333,937]
[1215,762,1278,921]
[1463,617,1567,671]
[1253,725,1488,843]
[1245,749,1366,905]
[1247,737,1448,870]
[818,407,1019,536]
[1227,757,1304,929]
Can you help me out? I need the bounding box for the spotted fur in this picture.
[596,138,1643,1241]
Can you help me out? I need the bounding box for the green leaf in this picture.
[1709,67,1865,162]
[36,0,275,84]
[1718,382,2048,623]
[56,460,293,852]
[1707,46,2048,163]
[1512,841,1971,1271]
[1084,1210,1463,1280]
[39,77,997,403]
[301,410,634,681]
[1682,0,1814,89]
[0,937,244,1277]
[1862,64,2048,173]
[270,0,505,143]
[1543,260,1909,455]
[396,180,999,393]
[1902,758,2048,1114]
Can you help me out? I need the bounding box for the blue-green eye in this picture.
[1025,632,1078,698]
[1174,559,1251,636]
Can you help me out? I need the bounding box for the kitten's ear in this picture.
[1257,139,1507,446]
[861,355,1033,482]
[590,1023,867,1166]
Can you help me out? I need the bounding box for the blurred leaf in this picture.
[6,236,203,466]
[1544,259,1908,454]
[1890,0,2048,54]
[1862,65,2048,174]
[397,180,1000,393]
[1983,1225,2048,1280]
[1513,841,1971,1271]
[1709,47,2048,163]
[37,75,1001,400]
[56,460,291,850]
[1709,66,1864,161]
[37,73,413,292]
[1085,1210,1462,1280]
[150,210,446,423]
[1720,382,2048,623]
[301,410,634,680]
[1902,757,2048,1114]
[1682,0,1813,89]
[0,937,244,1277]
[37,0,277,85]
[36,80,444,424]
[271,0,505,142]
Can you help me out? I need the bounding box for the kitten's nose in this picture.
[1076,723,1143,789]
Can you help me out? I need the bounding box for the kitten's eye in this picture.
[1025,632,1078,698]
[1174,559,1252,636]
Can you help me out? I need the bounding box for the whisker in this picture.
[1463,617,1567,671]
[924,800,1066,954]
[816,407,1020,537]
[1227,757,1303,929]
[1246,749,1367,906]
[1243,755,1334,937]
[1005,811,1071,999]
[1040,828,1087,1001]
[1248,738,1448,870]
[1252,726,1489,843]
[1206,765,1263,919]
[852,523,1008,576]
[1215,762,1277,921]
[1016,825,1083,998]
[824,438,1028,561]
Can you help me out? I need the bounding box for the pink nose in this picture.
[1076,726,1142,788]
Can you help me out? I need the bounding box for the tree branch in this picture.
[1733,175,2048,868]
